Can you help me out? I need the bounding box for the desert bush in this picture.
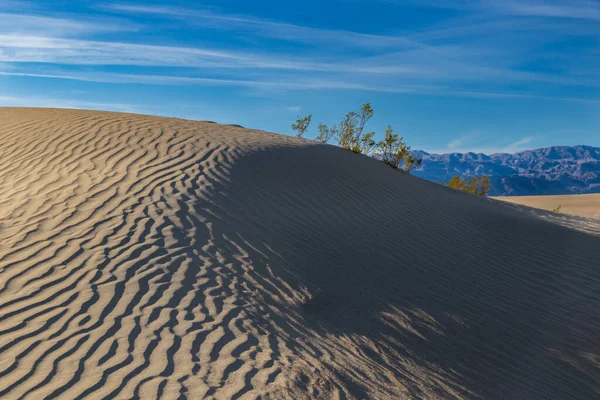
[315,123,338,144]
[359,132,377,155]
[446,175,492,196]
[319,103,375,154]
[292,114,312,138]
[291,104,421,172]
[376,125,422,172]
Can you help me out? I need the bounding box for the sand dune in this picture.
[495,194,600,219]
[1,108,599,399]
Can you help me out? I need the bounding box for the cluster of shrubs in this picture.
[293,104,493,195]
[446,175,492,196]
[292,103,422,172]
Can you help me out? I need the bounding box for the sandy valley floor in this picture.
[495,193,600,219]
[0,108,599,399]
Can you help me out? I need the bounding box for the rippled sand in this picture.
[1,108,599,399]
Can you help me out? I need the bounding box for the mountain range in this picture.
[412,145,600,196]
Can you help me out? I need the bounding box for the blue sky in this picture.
[0,0,598,154]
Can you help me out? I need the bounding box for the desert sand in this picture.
[0,108,599,399]
[495,194,600,219]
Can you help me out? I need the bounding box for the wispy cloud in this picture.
[0,33,422,74]
[391,0,600,20]
[1,30,595,95]
[492,0,600,20]
[0,94,142,113]
[102,2,598,89]
[0,34,247,64]
[428,135,537,154]
[106,3,421,50]
[0,0,597,135]
[0,2,595,97]
[3,69,599,104]
[0,12,138,36]
[448,136,469,149]
[502,136,535,153]
[436,89,600,104]
[0,69,429,92]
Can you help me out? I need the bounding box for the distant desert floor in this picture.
[1,108,600,399]
[494,193,600,219]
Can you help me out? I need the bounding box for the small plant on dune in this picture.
[335,110,358,149]
[292,114,312,138]
[359,131,377,155]
[403,155,423,173]
[320,103,376,154]
[315,123,338,144]
[553,205,562,212]
[446,175,492,196]
[376,125,422,172]
[291,103,421,172]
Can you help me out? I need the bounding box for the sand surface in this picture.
[1,108,600,399]
[495,194,600,219]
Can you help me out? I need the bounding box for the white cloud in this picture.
[447,136,468,149]
[0,3,594,93]
[0,95,141,113]
[390,0,600,20]
[3,69,599,105]
[287,106,301,113]
[0,33,423,74]
[0,34,247,64]
[0,69,434,93]
[492,0,600,20]
[0,2,596,107]
[503,136,535,153]
[0,12,138,37]
[106,3,421,50]
[428,135,536,155]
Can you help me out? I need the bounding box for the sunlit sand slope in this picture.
[1,108,599,399]
[496,193,600,219]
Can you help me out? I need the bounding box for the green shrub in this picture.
[376,125,422,172]
[446,175,492,196]
[318,103,375,153]
[292,114,312,138]
[290,103,421,172]
[315,123,338,144]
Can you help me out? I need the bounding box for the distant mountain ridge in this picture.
[412,145,600,196]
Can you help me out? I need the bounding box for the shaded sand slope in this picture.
[496,194,600,219]
[0,108,599,399]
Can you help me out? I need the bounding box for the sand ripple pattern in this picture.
[0,108,600,399]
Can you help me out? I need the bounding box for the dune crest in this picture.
[1,108,599,399]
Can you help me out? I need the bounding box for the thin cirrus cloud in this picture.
[430,135,536,155]
[0,33,422,75]
[0,12,138,36]
[448,136,469,150]
[392,0,600,20]
[486,0,600,20]
[105,3,423,51]
[0,94,141,113]
[2,69,599,105]
[0,69,434,93]
[0,1,597,104]
[103,2,598,90]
